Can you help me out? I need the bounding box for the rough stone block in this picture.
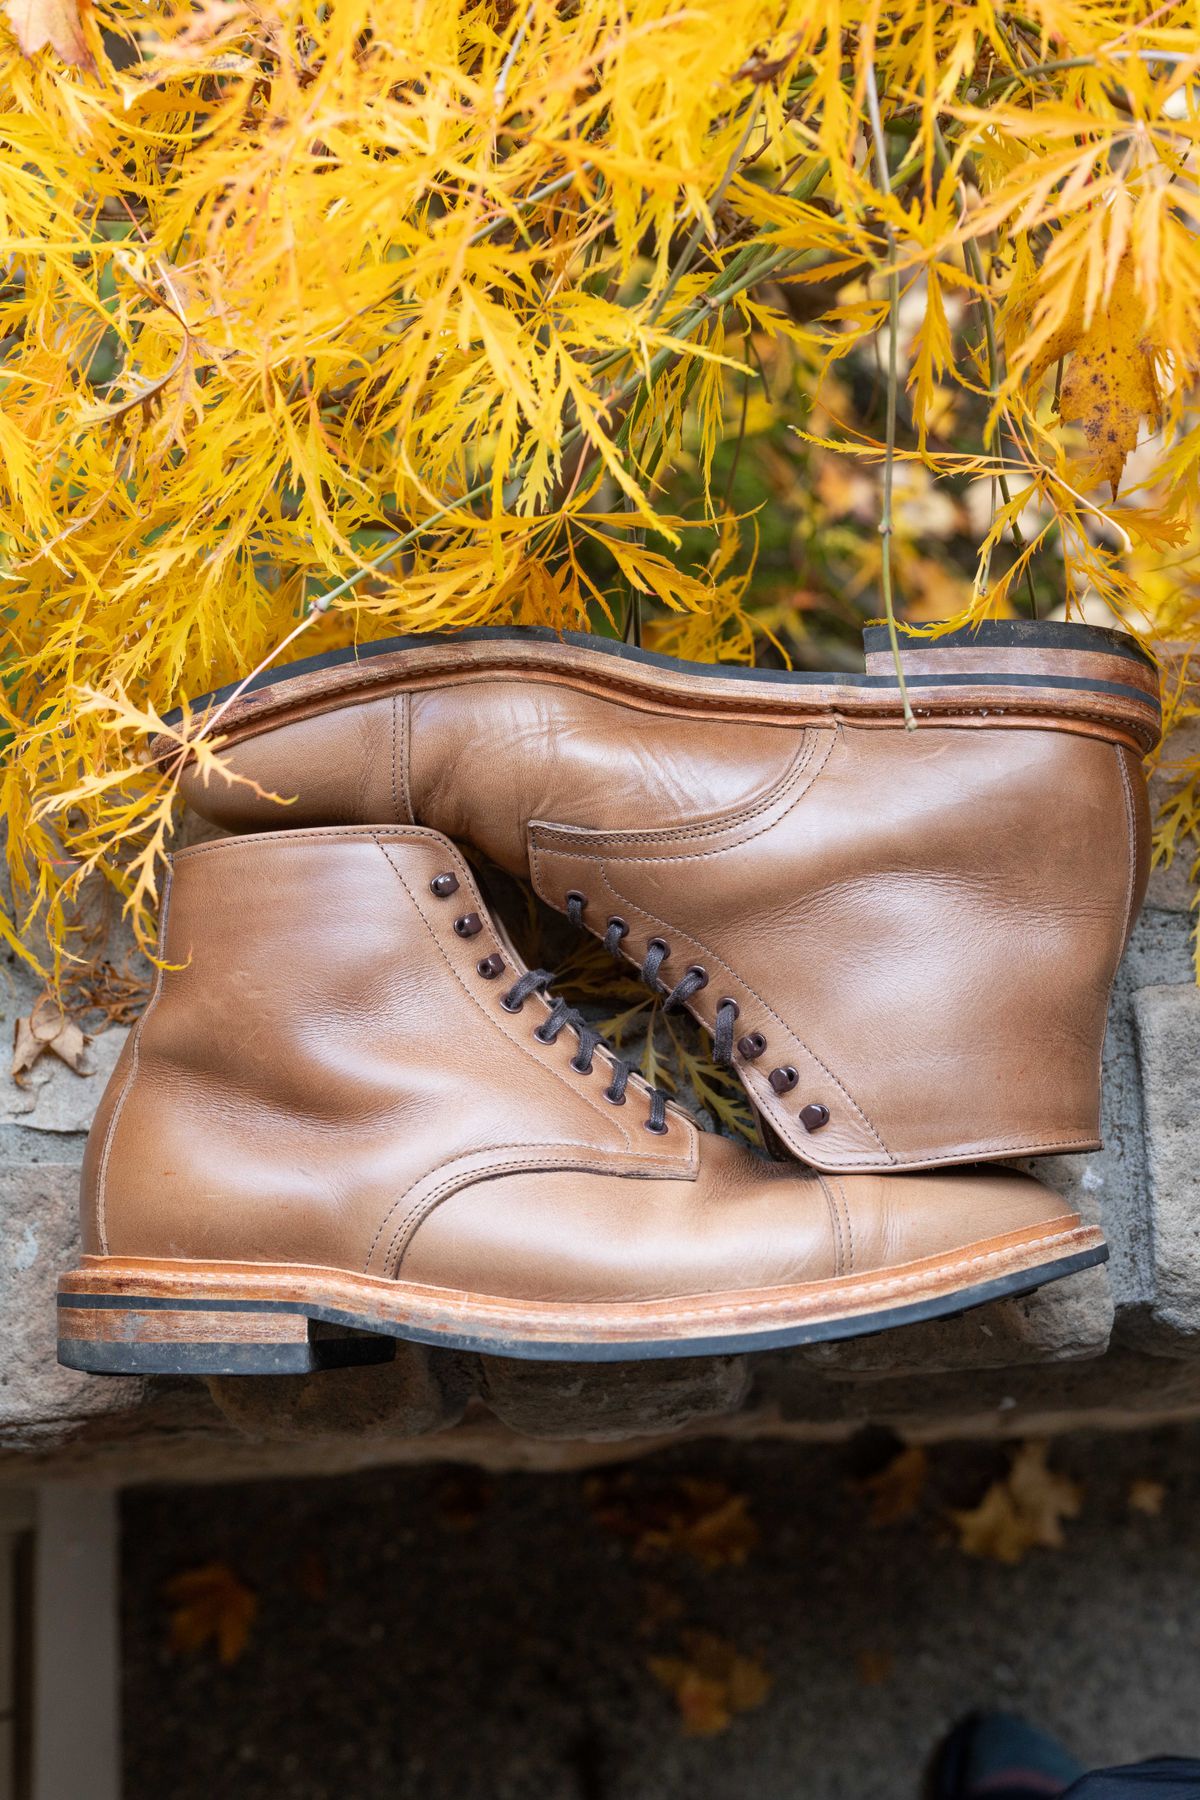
[208,1348,473,1444]
[3,1028,128,1135]
[0,1162,154,1435]
[477,1354,751,1441]
[1126,982,1200,1355]
[799,1264,1113,1379]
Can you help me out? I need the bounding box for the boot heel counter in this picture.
[79,869,173,1255]
[79,1030,138,1254]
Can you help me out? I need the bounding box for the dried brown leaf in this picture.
[649,1630,771,1737]
[856,1648,894,1686]
[11,994,93,1086]
[1128,1479,1166,1517]
[950,1442,1082,1565]
[588,1475,758,1569]
[165,1561,257,1666]
[860,1445,929,1527]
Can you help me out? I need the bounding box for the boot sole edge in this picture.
[57,1227,1107,1372]
[154,625,1161,756]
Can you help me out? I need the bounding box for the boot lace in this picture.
[500,968,670,1134]
[565,894,740,1069]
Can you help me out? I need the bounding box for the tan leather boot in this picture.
[170,620,1160,1176]
[60,826,1104,1373]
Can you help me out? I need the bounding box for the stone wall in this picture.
[2,756,1198,1484]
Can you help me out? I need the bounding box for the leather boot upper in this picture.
[80,827,1083,1304]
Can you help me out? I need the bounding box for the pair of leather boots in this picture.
[59,618,1161,1375]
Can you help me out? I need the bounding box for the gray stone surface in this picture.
[1130,982,1200,1353]
[121,1429,1200,1800]
[478,1354,752,1441]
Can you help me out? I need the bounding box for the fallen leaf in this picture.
[1058,256,1161,497]
[649,1630,771,1737]
[856,1648,894,1686]
[165,1561,257,1665]
[3,0,92,66]
[950,1441,1082,1565]
[1128,1479,1166,1517]
[11,994,93,1087]
[588,1475,758,1569]
[859,1445,929,1526]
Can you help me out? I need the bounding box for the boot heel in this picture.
[57,1291,395,1377]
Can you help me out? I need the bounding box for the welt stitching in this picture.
[327,1222,1096,1328]
[211,656,1160,742]
[95,865,174,1255]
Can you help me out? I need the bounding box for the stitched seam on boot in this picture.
[530,733,826,857]
[835,1176,855,1273]
[94,865,174,1256]
[560,860,893,1160]
[816,1173,845,1277]
[385,1152,636,1281]
[367,839,698,1271]
[385,1149,675,1278]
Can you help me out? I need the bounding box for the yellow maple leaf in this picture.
[1058,258,1161,498]
[3,0,92,65]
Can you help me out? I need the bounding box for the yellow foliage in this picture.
[1,0,1199,965]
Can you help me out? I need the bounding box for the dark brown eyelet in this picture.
[453,912,482,938]
[769,1065,799,1094]
[570,1054,593,1076]
[644,1119,669,1135]
[607,915,629,937]
[476,954,505,979]
[738,1032,767,1061]
[566,889,588,909]
[684,965,709,990]
[719,998,740,1019]
[800,1102,831,1132]
[647,936,670,957]
[532,1022,556,1045]
[603,1086,627,1106]
[430,872,459,898]
[500,994,524,1013]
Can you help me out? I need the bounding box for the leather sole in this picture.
[58,1222,1106,1372]
[158,620,1162,757]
